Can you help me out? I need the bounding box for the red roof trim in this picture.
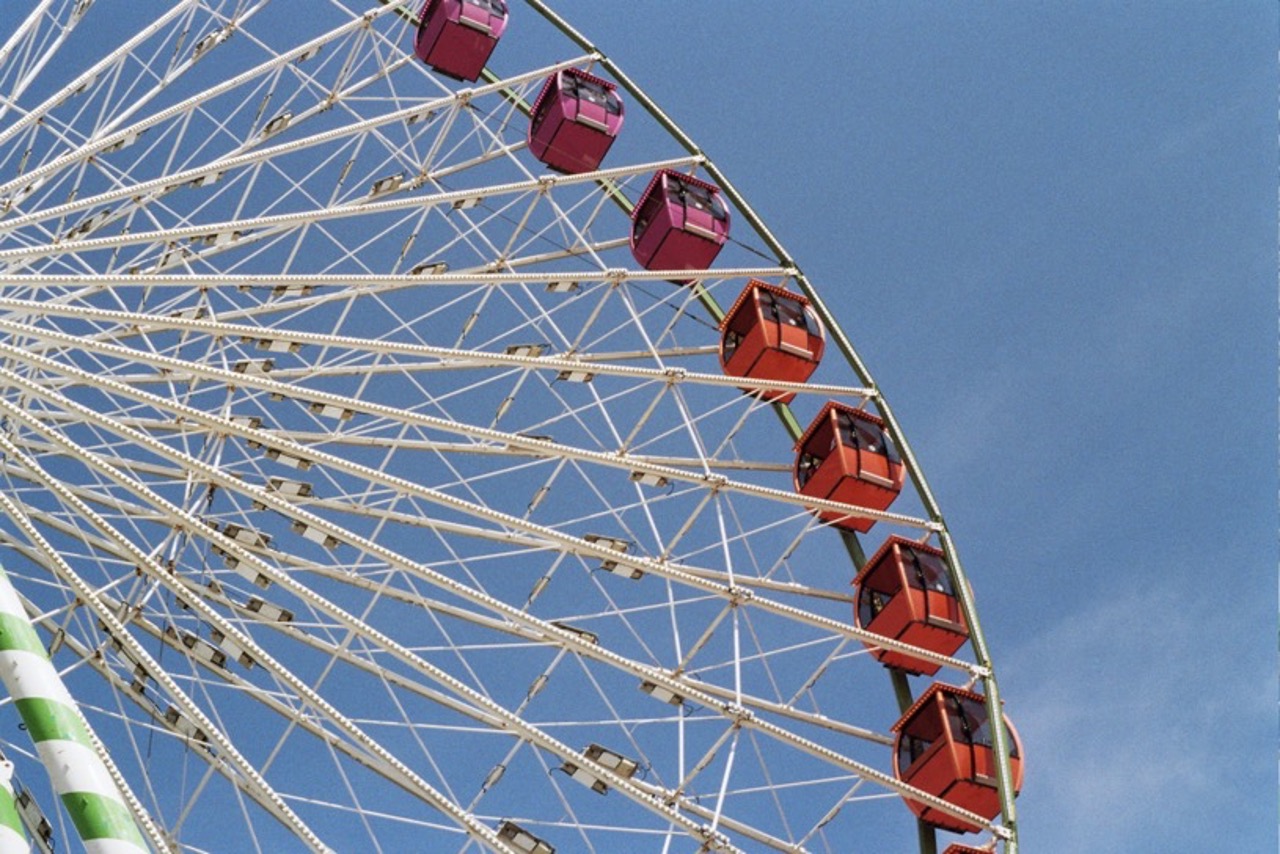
[891,682,987,732]
[794,399,885,452]
[718,279,811,332]
[631,169,722,222]
[529,67,619,125]
[561,66,617,91]
[852,535,944,586]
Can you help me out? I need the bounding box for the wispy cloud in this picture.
[999,578,1273,851]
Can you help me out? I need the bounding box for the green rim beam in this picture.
[513,2,1018,850]
[382,2,1015,849]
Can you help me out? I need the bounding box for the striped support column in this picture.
[0,757,28,853]
[0,568,147,853]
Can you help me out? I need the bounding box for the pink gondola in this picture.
[630,170,729,280]
[528,68,624,174]
[413,0,508,82]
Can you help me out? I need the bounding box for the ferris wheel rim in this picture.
[517,1,1019,841]
[0,1,1017,851]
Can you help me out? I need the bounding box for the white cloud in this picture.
[997,581,1273,851]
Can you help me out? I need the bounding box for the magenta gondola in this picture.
[630,170,729,280]
[720,280,825,402]
[413,0,508,82]
[528,68,624,174]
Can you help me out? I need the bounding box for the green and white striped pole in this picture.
[0,566,146,853]
[0,754,28,853]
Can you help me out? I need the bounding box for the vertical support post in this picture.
[0,565,147,853]
[0,756,29,853]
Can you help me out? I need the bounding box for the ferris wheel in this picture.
[0,2,1020,852]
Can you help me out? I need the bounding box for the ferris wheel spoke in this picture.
[0,429,537,851]
[0,2,413,205]
[0,385,853,849]
[1,368,962,774]
[2,492,542,734]
[0,268,792,291]
[0,158,697,276]
[0,55,595,261]
[19,370,936,637]
[0,2,269,224]
[0,319,903,543]
[2,363,988,850]
[22,589,378,848]
[10,105,650,281]
[0,490,333,850]
[7,27,458,250]
[0,0,64,97]
[9,584,298,850]
[0,0,200,135]
[0,467,182,543]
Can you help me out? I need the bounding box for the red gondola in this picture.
[854,536,968,676]
[892,683,1023,833]
[413,0,508,82]
[630,170,729,279]
[793,402,904,532]
[528,68,624,174]
[719,280,825,403]
[943,846,994,854]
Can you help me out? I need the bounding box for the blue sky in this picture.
[549,2,1276,851]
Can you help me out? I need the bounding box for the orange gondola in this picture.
[854,536,968,675]
[719,280,825,402]
[794,401,904,531]
[892,683,1023,833]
